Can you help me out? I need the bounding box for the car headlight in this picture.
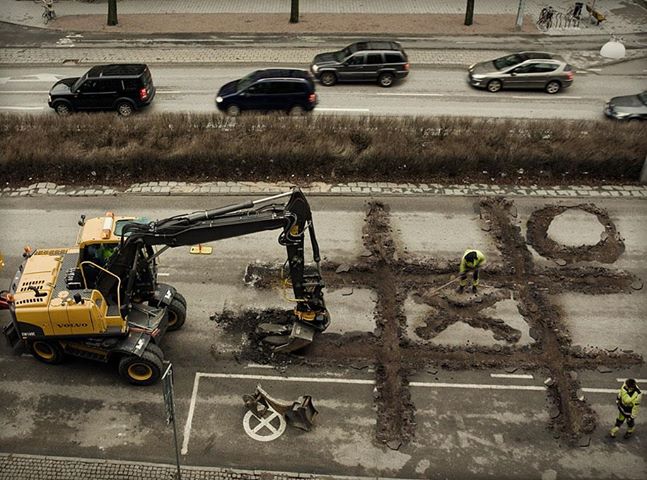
[311,64,319,73]
[216,96,223,103]
[468,64,476,72]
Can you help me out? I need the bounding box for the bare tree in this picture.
[290,0,299,24]
[464,0,474,26]
[108,0,118,26]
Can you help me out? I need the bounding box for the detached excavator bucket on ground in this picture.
[242,384,319,431]
[257,321,317,353]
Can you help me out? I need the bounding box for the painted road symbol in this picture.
[242,406,287,442]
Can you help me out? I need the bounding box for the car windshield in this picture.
[639,92,647,105]
[72,73,88,91]
[493,54,526,70]
[335,45,355,62]
[236,72,259,92]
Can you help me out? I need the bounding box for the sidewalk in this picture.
[4,0,647,36]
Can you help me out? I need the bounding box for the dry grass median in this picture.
[1,113,644,185]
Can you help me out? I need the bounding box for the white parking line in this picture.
[180,371,623,455]
[490,373,534,379]
[615,378,647,383]
[0,106,44,110]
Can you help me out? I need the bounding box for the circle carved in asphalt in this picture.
[243,407,286,442]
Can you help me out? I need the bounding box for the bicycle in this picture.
[537,6,555,30]
[41,0,56,24]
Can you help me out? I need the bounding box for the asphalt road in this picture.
[0,64,645,119]
[0,194,645,479]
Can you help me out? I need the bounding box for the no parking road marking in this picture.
[180,372,622,455]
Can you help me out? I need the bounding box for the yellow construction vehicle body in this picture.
[12,248,126,339]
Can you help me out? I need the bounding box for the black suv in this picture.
[216,69,317,116]
[310,41,409,87]
[48,64,155,116]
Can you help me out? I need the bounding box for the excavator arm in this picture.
[96,189,330,351]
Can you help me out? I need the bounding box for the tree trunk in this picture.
[108,0,118,26]
[464,0,475,26]
[290,0,299,24]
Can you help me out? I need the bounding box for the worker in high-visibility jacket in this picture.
[610,378,642,439]
[457,249,486,294]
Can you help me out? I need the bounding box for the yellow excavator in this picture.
[1,189,330,385]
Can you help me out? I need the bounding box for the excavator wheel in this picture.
[28,340,65,365]
[145,342,165,362]
[166,296,187,331]
[118,350,163,386]
[173,291,187,308]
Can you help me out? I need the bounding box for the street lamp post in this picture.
[515,0,526,31]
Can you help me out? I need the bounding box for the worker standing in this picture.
[456,249,486,294]
[610,378,642,439]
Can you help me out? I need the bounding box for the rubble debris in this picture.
[544,377,556,387]
[336,263,351,274]
[386,440,402,451]
[578,435,591,447]
[597,366,613,373]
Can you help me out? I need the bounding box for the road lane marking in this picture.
[0,106,44,110]
[490,373,534,379]
[0,90,49,94]
[180,371,625,454]
[316,108,370,112]
[246,363,275,369]
[375,93,445,97]
[511,96,582,100]
[615,378,647,383]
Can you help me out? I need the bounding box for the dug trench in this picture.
[212,198,643,446]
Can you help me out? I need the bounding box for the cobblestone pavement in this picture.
[2,181,646,199]
[2,44,645,68]
[0,453,353,480]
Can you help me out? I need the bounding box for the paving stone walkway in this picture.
[2,181,646,198]
[0,453,341,480]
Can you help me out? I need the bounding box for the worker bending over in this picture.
[610,378,641,439]
[457,249,486,294]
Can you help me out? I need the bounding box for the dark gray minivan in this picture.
[310,41,409,88]
[216,69,317,116]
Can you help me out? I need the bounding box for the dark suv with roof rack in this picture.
[310,41,409,88]
[48,64,155,116]
[216,68,317,116]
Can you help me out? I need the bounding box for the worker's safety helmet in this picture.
[465,251,478,262]
[626,378,637,389]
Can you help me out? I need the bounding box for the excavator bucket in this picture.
[243,385,318,431]
[285,396,318,431]
[258,321,316,353]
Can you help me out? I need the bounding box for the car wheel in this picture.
[545,81,561,94]
[116,101,135,117]
[289,105,305,116]
[487,80,503,93]
[29,340,64,365]
[226,104,241,117]
[320,72,337,87]
[53,102,72,116]
[378,73,395,88]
